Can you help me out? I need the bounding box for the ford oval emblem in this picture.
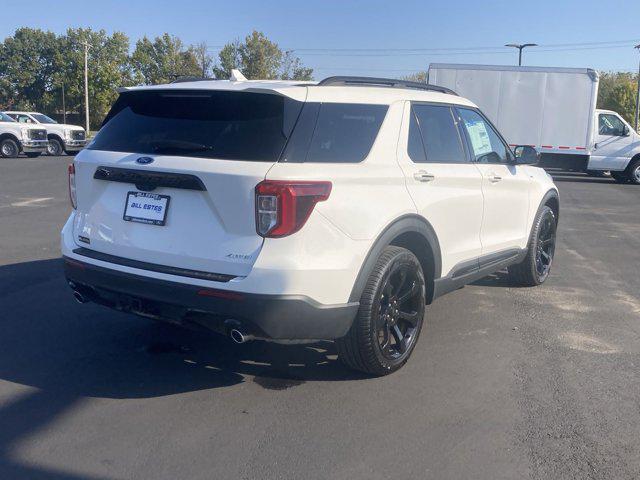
[136,156,154,165]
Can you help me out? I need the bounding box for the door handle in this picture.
[488,173,502,183]
[413,170,435,182]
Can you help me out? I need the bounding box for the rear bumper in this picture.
[64,257,358,341]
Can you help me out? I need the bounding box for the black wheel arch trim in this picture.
[536,189,560,230]
[348,214,442,303]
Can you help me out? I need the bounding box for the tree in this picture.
[0,28,60,110]
[597,72,638,128]
[131,34,202,85]
[212,31,313,81]
[59,28,133,129]
[402,71,427,83]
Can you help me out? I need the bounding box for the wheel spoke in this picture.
[392,325,406,352]
[398,309,419,326]
[398,280,420,304]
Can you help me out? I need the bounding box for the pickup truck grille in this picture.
[28,129,47,140]
[71,130,86,140]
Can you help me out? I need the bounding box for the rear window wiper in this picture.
[151,140,214,154]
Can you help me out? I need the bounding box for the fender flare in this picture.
[537,188,560,224]
[348,214,441,303]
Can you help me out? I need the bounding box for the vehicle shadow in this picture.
[0,258,365,478]
[471,270,514,288]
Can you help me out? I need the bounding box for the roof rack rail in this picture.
[317,76,457,95]
[170,76,214,84]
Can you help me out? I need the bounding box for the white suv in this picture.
[62,76,559,375]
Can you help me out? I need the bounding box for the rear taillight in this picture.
[68,163,77,209]
[255,180,332,238]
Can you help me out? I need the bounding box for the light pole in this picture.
[635,43,640,132]
[505,43,538,66]
[81,41,90,133]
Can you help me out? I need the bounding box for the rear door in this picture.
[456,107,531,256]
[397,102,484,277]
[73,89,304,278]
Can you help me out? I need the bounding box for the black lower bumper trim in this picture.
[64,257,358,340]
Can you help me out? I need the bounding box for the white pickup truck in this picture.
[428,64,640,184]
[3,111,87,156]
[0,112,49,158]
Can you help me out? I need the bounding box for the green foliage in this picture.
[0,28,311,128]
[212,30,313,80]
[131,34,202,85]
[402,71,427,83]
[597,72,639,129]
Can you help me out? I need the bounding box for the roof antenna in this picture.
[230,69,247,82]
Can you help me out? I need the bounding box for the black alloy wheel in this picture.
[337,246,426,375]
[534,209,556,280]
[376,261,423,360]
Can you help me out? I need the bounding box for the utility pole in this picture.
[505,43,538,66]
[635,43,640,132]
[201,49,206,78]
[81,41,90,133]
[62,83,66,124]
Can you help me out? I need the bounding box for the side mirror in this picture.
[623,125,630,136]
[512,145,540,165]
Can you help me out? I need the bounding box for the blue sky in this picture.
[7,0,640,78]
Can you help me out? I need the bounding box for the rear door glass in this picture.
[410,104,466,163]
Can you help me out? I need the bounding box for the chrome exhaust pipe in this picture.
[229,329,255,344]
[73,290,88,304]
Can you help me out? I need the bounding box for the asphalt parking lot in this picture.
[1,155,639,480]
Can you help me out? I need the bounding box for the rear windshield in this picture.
[89,90,303,161]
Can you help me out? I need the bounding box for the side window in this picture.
[407,107,426,162]
[17,114,32,123]
[599,114,625,136]
[458,108,511,164]
[305,103,388,163]
[410,104,466,163]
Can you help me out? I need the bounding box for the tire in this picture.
[336,246,426,376]
[25,152,41,158]
[0,138,19,158]
[627,158,640,185]
[47,138,64,156]
[610,171,628,183]
[508,206,557,286]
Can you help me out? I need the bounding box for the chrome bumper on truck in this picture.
[21,140,49,153]
[63,256,359,342]
[63,139,87,152]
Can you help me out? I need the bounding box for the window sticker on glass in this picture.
[463,119,491,156]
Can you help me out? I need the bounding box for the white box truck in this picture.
[428,63,640,184]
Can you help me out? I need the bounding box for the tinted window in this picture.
[304,103,388,163]
[411,104,466,163]
[599,114,625,136]
[0,112,15,122]
[458,108,510,164]
[89,90,303,161]
[407,108,426,162]
[31,113,57,124]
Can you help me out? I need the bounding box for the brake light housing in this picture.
[255,180,332,238]
[68,163,77,209]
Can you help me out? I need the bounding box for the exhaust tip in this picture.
[73,290,88,304]
[230,329,245,344]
